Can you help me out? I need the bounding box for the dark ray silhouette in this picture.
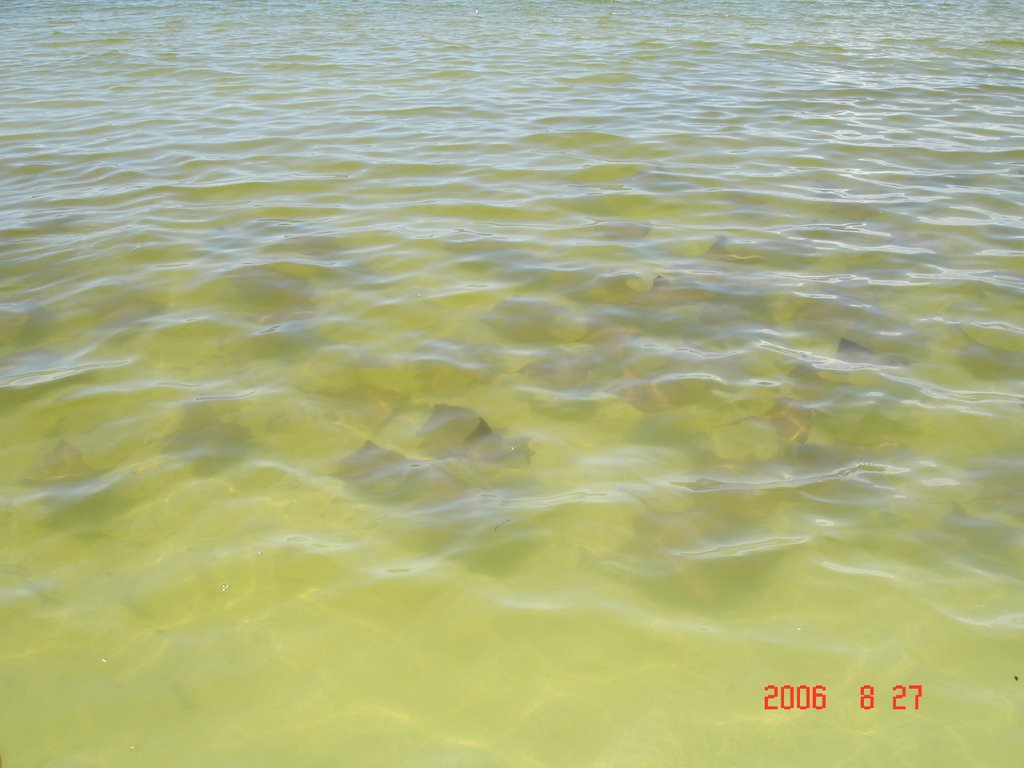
[164,400,253,475]
[836,337,911,367]
[417,404,532,465]
[334,439,468,505]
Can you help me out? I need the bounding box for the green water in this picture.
[2,0,1023,765]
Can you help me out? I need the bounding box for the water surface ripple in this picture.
[2,0,1022,765]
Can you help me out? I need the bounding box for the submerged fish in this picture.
[416,405,481,457]
[29,439,97,484]
[335,440,412,482]
[703,234,759,262]
[334,439,468,505]
[519,349,591,388]
[417,404,533,465]
[612,372,716,413]
[765,399,815,445]
[330,382,407,429]
[585,273,703,308]
[91,294,164,329]
[836,337,911,367]
[600,488,794,612]
[164,400,253,475]
[410,358,487,397]
[955,329,1024,381]
[593,220,652,242]
[335,403,533,508]
[0,303,33,345]
[227,264,315,317]
[483,297,585,343]
[23,438,126,529]
[461,416,534,464]
[631,275,709,308]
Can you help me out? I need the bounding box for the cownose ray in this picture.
[611,370,718,413]
[632,274,715,308]
[417,404,533,465]
[598,485,797,612]
[519,348,591,389]
[407,341,490,396]
[703,234,759,261]
[89,292,164,329]
[836,337,911,367]
[335,405,533,505]
[334,435,544,576]
[585,273,708,309]
[336,382,406,428]
[482,297,587,344]
[226,264,316,320]
[940,501,1023,564]
[333,439,468,506]
[592,220,652,242]
[414,355,487,396]
[709,397,816,446]
[311,379,407,430]
[461,416,534,464]
[0,303,34,344]
[22,437,128,529]
[764,398,815,445]
[954,327,1024,381]
[26,439,102,485]
[164,400,254,475]
[583,323,643,362]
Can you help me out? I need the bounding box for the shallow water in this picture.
[2,0,1023,765]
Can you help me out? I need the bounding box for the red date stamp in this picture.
[763,684,924,710]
